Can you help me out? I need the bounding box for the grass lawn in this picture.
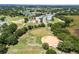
[48,17,64,24]
[7,27,53,54]
[1,16,27,28]
[2,16,26,24]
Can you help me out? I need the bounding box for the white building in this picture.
[28,13,56,24]
[36,13,55,24]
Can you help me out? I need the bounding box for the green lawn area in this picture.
[48,17,64,24]
[1,16,27,28]
[7,27,53,54]
[0,15,26,24]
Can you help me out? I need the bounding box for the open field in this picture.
[66,16,79,36]
[7,27,53,54]
[1,5,79,54]
[6,16,63,54]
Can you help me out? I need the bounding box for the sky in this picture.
[0,0,79,5]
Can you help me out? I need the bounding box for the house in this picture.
[35,13,55,24]
[46,13,55,20]
[27,13,56,24]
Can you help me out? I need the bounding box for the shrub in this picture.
[41,23,45,27]
[27,25,33,30]
[42,43,49,50]
[24,18,28,23]
[46,48,56,54]
[0,44,8,54]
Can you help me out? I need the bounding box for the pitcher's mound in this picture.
[41,36,60,48]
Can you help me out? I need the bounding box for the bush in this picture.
[0,44,8,54]
[33,25,38,28]
[41,23,45,27]
[47,23,52,27]
[24,18,28,23]
[46,48,56,54]
[27,25,33,30]
[38,23,45,27]
[42,43,49,50]
[22,27,28,32]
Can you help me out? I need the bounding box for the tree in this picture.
[8,23,17,33]
[1,23,8,29]
[42,43,49,50]
[0,31,12,44]
[15,28,26,37]
[24,17,28,23]
[27,25,33,30]
[72,37,79,53]
[22,27,28,32]
[33,25,38,28]
[0,17,6,21]
[57,16,73,27]
[46,48,56,54]
[51,22,65,31]
[51,17,54,21]
[57,41,74,53]
[1,23,9,32]
[47,23,52,27]
[0,23,8,32]
[40,23,45,27]
[0,44,8,54]
[5,35,18,45]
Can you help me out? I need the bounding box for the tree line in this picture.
[49,16,79,53]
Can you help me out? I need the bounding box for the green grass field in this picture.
[48,17,64,24]
[1,15,26,24]
[5,16,63,54]
[7,27,53,54]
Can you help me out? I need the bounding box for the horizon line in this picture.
[0,4,79,6]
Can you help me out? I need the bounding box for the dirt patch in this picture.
[74,29,79,36]
[41,36,60,48]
